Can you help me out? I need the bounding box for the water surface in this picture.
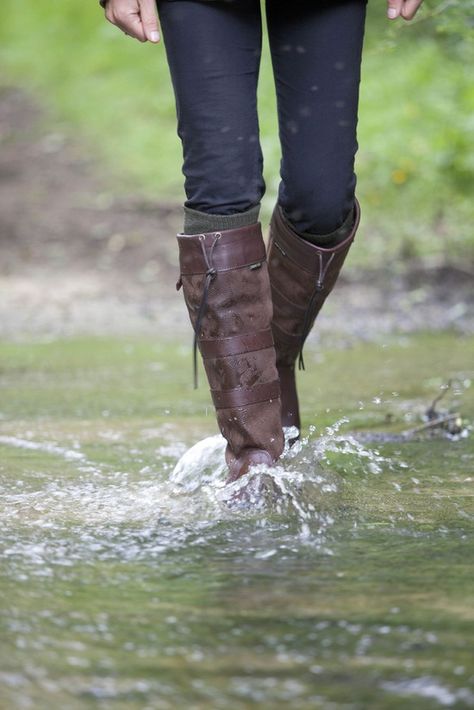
[1,333,473,709]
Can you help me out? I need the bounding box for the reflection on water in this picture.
[0,334,473,709]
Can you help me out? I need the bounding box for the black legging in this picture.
[156,0,367,235]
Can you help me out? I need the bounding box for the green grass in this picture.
[1,0,473,267]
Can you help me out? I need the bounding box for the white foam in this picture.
[0,435,86,461]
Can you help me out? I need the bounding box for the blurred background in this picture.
[0,0,473,338]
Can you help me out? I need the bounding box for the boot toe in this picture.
[226,449,274,483]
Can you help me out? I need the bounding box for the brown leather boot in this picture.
[267,199,361,436]
[176,222,285,483]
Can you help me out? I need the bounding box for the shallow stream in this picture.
[1,333,473,709]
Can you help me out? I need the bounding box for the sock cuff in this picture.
[183,204,261,235]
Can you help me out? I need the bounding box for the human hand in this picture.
[102,0,161,43]
[387,0,424,21]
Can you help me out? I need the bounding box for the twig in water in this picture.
[426,379,452,420]
[403,412,460,437]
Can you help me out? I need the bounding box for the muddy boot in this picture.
[267,199,361,438]
[176,222,284,483]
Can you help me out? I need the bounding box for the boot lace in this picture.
[191,232,222,388]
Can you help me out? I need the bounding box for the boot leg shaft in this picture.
[267,199,361,431]
[177,222,285,479]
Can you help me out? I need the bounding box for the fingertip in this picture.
[401,8,415,20]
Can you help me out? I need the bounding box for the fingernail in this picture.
[151,30,160,42]
[387,8,398,18]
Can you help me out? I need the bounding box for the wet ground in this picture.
[1,334,473,709]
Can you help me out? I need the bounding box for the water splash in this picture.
[169,422,396,543]
[0,419,398,576]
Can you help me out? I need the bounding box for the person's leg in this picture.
[156,0,265,233]
[157,0,284,478]
[265,0,367,435]
[266,0,367,239]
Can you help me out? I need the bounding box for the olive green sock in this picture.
[295,206,355,248]
[182,204,261,235]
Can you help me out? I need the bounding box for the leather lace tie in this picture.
[189,232,222,388]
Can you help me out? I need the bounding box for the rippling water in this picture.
[1,334,473,709]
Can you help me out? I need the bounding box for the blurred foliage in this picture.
[424,0,474,46]
[0,0,473,268]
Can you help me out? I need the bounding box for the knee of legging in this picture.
[178,123,265,214]
[280,180,356,236]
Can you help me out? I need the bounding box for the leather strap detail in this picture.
[270,198,360,273]
[199,329,274,360]
[211,380,280,410]
[178,223,266,275]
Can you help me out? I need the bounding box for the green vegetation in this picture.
[0,0,473,267]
